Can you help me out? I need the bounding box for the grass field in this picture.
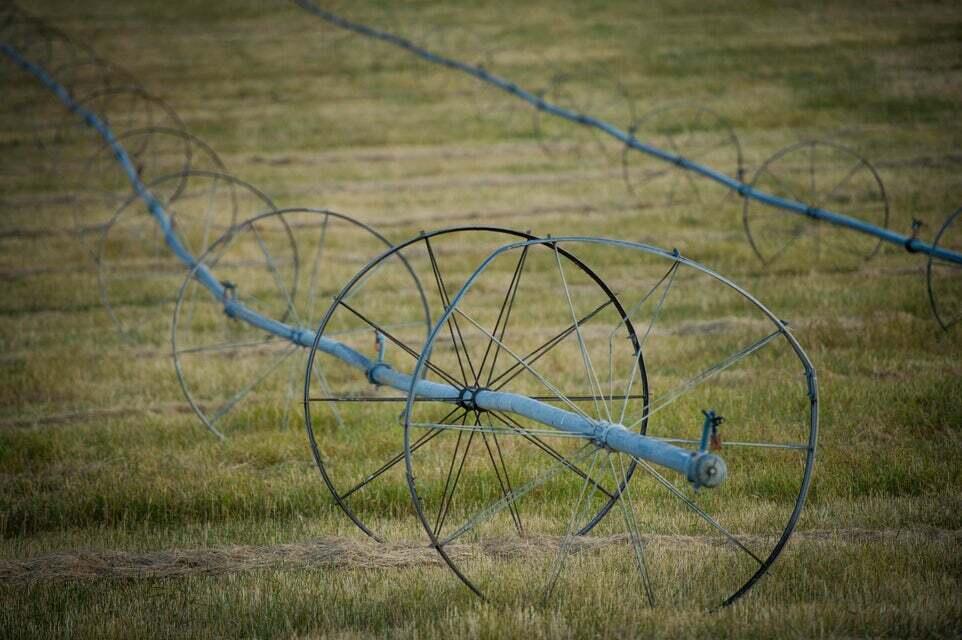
[1,0,961,637]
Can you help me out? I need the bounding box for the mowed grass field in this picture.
[1,0,961,637]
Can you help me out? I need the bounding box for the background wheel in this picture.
[743,140,889,268]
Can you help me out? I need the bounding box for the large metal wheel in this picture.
[743,140,889,267]
[174,208,402,439]
[403,236,818,609]
[304,227,644,542]
[927,207,962,332]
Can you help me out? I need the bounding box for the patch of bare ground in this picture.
[2,529,958,584]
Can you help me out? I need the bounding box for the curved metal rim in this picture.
[403,235,817,608]
[96,169,276,340]
[304,225,649,542]
[77,126,229,220]
[742,139,889,266]
[172,207,384,439]
[927,206,962,332]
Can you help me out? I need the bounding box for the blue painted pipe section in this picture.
[293,0,962,267]
[0,40,725,486]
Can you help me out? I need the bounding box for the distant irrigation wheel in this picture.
[403,236,817,608]
[173,208,400,439]
[743,140,889,267]
[97,170,274,341]
[72,126,229,256]
[304,227,644,542]
[622,103,743,208]
[927,207,962,332]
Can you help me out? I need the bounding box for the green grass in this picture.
[1,0,961,637]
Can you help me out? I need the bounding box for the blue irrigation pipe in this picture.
[0,41,727,487]
[292,0,962,267]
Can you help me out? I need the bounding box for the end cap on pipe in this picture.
[690,452,727,489]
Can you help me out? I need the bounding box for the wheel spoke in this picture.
[425,236,477,384]
[175,335,279,356]
[489,299,614,391]
[434,414,475,538]
[633,456,764,566]
[813,159,865,211]
[626,328,783,431]
[490,409,615,500]
[616,260,678,425]
[337,299,463,388]
[453,308,594,423]
[553,244,610,422]
[479,414,523,535]
[250,220,299,324]
[340,406,465,501]
[543,447,605,600]
[478,245,529,386]
[207,343,300,427]
[612,453,655,605]
[438,443,598,547]
[304,212,329,316]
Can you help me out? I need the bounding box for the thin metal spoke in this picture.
[616,261,679,425]
[424,237,477,384]
[626,328,783,431]
[439,443,598,547]
[479,245,529,387]
[553,244,610,423]
[434,415,475,538]
[175,335,279,356]
[337,299,463,388]
[759,166,805,205]
[612,453,655,606]
[489,299,614,391]
[543,448,604,601]
[453,308,594,423]
[207,343,300,426]
[324,321,426,339]
[633,456,764,566]
[310,363,345,431]
[813,159,865,211]
[490,409,615,500]
[250,221,300,325]
[767,223,808,263]
[340,406,464,501]
[304,212,329,317]
[479,414,523,536]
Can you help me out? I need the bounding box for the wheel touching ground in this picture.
[402,236,817,608]
[743,140,889,268]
